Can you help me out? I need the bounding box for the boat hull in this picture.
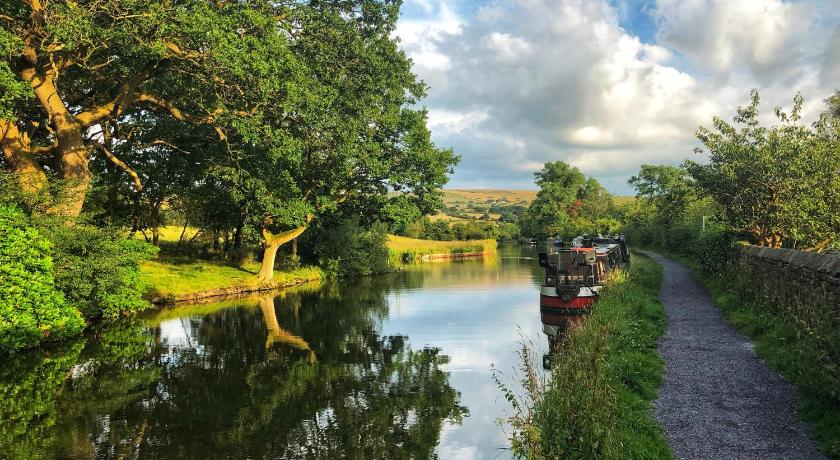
[539,284,598,327]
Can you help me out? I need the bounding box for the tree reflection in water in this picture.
[0,279,467,459]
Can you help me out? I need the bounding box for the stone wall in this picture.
[733,245,840,333]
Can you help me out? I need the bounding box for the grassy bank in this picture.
[497,254,670,459]
[656,250,840,458]
[386,234,497,263]
[141,258,323,301]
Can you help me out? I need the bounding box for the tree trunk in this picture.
[152,226,160,247]
[233,221,243,249]
[258,225,308,282]
[21,67,92,217]
[55,129,91,217]
[291,238,298,258]
[0,120,48,193]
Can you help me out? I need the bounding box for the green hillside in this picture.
[435,189,634,223]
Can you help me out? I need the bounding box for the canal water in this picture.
[2,244,550,459]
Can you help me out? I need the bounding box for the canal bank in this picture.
[498,253,671,459]
[142,235,497,305]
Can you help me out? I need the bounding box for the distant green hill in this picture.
[432,189,634,223]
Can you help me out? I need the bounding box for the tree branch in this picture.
[136,94,224,124]
[89,139,142,191]
[30,139,58,154]
[75,60,164,127]
[142,139,192,155]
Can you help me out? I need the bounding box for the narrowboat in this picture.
[537,234,630,338]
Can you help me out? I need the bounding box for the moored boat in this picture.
[537,234,629,337]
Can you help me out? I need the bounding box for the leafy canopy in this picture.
[686,90,840,248]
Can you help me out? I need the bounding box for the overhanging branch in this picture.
[75,60,164,127]
[90,139,142,191]
[136,94,224,124]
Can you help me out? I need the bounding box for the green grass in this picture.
[133,225,201,243]
[140,257,323,298]
[496,254,671,459]
[655,249,840,459]
[612,195,636,207]
[386,234,497,262]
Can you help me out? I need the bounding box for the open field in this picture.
[428,213,469,223]
[613,195,636,206]
[442,188,537,206]
[438,189,635,224]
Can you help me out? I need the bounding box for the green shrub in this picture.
[0,205,85,351]
[691,229,737,275]
[41,223,158,320]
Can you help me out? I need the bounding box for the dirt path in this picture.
[643,252,825,460]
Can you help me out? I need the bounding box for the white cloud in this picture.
[484,32,532,63]
[821,25,840,84]
[427,109,489,135]
[395,1,463,71]
[652,0,807,78]
[397,0,840,193]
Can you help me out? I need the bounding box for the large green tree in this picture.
[686,91,840,249]
[1,0,298,217]
[2,0,458,281]
[523,161,613,238]
[628,164,696,224]
[228,2,457,281]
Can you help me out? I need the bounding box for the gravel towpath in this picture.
[643,251,825,460]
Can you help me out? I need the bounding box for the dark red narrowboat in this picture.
[537,235,629,338]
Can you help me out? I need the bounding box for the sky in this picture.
[394,0,840,194]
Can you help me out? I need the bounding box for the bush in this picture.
[41,223,158,320]
[304,219,391,278]
[691,229,738,275]
[0,205,85,351]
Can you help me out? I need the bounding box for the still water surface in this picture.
[3,244,549,459]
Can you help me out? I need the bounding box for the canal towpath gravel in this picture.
[643,251,826,460]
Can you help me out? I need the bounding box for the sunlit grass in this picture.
[442,189,537,206]
[141,258,323,298]
[386,234,497,262]
[132,225,201,243]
